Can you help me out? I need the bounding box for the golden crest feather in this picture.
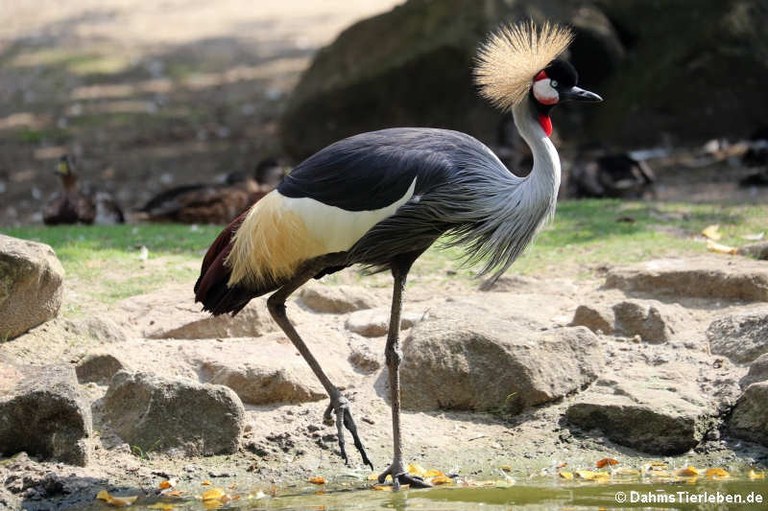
[474,21,574,111]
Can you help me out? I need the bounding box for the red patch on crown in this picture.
[538,113,553,137]
[534,70,548,81]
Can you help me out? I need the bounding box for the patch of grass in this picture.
[2,200,765,307]
[416,200,767,278]
[2,224,223,307]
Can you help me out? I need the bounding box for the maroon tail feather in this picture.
[194,210,284,316]
[193,212,254,316]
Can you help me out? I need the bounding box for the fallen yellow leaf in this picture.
[702,224,722,241]
[748,469,765,480]
[96,490,139,507]
[308,476,326,485]
[707,239,737,255]
[575,470,610,481]
[430,474,453,485]
[371,484,392,492]
[201,488,227,501]
[558,471,574,480]
[148,503,175,511]
[676,466,699,477]
[595,457,619,469]
[200,480,212,486]
[407,463,427,477]
[705,468,730,479]
[160,489,183,498]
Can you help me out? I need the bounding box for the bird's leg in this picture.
[377,261,431,490]
[266,254,373,470]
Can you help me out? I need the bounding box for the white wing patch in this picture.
[285,178,417,253]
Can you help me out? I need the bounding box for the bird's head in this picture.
[474,21,602,137]
[56,155,75,176]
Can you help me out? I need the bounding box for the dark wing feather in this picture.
[278,128,468,210]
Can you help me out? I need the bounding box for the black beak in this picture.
[560,86,602,103]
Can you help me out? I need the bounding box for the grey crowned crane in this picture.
[195,21,601,488]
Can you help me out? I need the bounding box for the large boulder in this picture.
[0,235,64,340]
[706,309,768,364]
[280,0,767,159]
[0,364,91,465]
[729,381,768,447]
[104,371,245,456]
[400,314,603,413]
[604,257,768,302]
[279,0,623,159]
[588,0,768,146]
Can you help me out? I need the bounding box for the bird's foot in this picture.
[377,462,432,490]
[323,395,374,470]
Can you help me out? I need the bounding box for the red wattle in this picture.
[538,114,553,137]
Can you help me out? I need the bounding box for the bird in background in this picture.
[195,21,601,488]
[568,146,656,199]
[137,158,285,224]
[43,155,125,226]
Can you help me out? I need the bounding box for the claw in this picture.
[377,464,432,490]
[326,394,373,470]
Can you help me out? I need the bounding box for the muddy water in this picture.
[83,478,767,510]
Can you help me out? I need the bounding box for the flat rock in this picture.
[298,284,381,313]
[741,354,768,388]
[199,361,325,405]
[612,299,678,343]
[566,372,714,455]
[400,314,603,413]
[604,257,768,302]
[104,371,245,455]
[571,304,615,334]
[345,307,425,337]
[116,285,276,339]
[729,381,768,447]
[75,352,127,385]
[706,309,768,364]
[0,364,91,465]
[0,234,65,340]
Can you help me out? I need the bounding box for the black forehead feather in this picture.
[544,59,578,87]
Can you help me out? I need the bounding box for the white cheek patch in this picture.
[533,78,559,105]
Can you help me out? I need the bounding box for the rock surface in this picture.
[566,371,714,455]
[707,309,768,364]
[604,257,768,302]
[573,300,679,342]
[345,307,424,337]
[298,284,381,313]
[729,382,768,447]
[400,314,603,413]
[75,352,127,385]
[741,354,768,389]
[0,364,91,465]
[104,371,245,455]
[280,0,768,157]
[0,234,65,340]
[611,300,678,343]
[199,361,325,405]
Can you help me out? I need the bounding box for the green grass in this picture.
[1,224,223,309]
[2,200,765,309]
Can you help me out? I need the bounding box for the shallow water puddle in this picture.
[87,478,767,511]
